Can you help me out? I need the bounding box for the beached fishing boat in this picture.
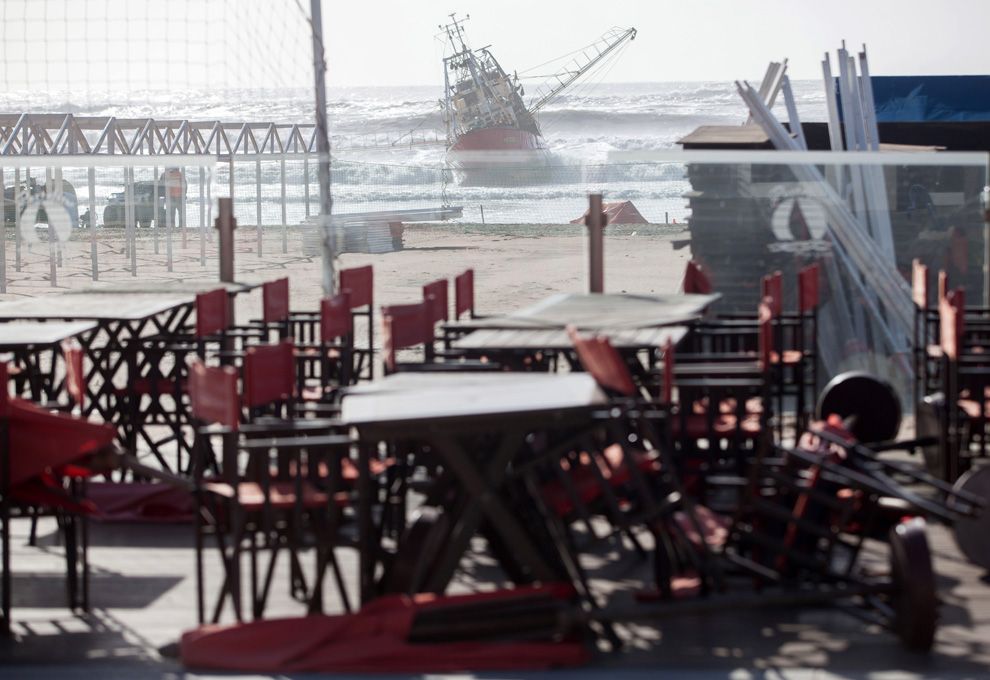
[440,14,635,186]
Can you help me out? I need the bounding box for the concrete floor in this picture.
[1,502,988,679]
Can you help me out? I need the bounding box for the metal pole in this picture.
[255,158,263,257]
[983,185,990,306]
[14,167,21,272]
[166,180,174,272]
[311,0,335,296]
[153,165,159,254]
[216,197,236,283]
[181,166,188,249]
[46,170,56,287]
[303,157,311,218]
[280,158,287,253]
[586,193,605,293]
[88,167,98,281]
[0,167,5,294]
[199,167,206,267]
[125,167,136,276]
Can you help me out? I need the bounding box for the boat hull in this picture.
[447,127,551,186]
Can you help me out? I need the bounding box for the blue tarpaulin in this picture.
[839,76,990,123]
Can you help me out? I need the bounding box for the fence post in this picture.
[585,193,605,293]
[13,167,21,273]
[216,197,236,284]
[983,185,990,305]
[181,166,188,249]
[46,170,56,287]
[166,182,174,272]
[125,166,136,276]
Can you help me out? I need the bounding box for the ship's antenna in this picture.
[440,13,471,55]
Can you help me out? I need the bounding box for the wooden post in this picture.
[216,197,236,283]
[585,193,605,293]
[181,166,188,249]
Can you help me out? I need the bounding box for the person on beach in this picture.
[160,167,187,230]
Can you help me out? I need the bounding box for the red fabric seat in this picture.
[202,480,349,511]
[542,445,659,517]
[180,584,588,674]
[672,505,730,550]
[86,482,194,522]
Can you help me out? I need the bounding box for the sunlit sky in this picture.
[324,0,990,86]
[0,0,988,93]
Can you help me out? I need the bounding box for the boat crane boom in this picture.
[527,27,637,114]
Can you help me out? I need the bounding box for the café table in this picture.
[341,372,609,605]
[0,293,197,421]
[446,292,720,333]
[0,321,98,403]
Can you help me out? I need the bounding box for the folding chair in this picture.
[454,268,476,320]
[682,260,713,295]
[339,265,374,381]
[296,293,356,404]
[253,278,291,342]
[120,288,254,473]
[1,363,119,633]
[190,360,354,624]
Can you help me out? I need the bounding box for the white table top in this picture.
[341,372,607,426]
[63,280,257,295]
[452,325,689,352]
[448,292,719,332]
[0,321,98,347]
[0,293,194,321]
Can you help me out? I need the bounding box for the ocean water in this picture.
[2,81,829,225]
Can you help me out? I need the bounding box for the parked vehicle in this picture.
[2,178,79,229]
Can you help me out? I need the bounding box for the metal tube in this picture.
[586,193,604,293]
[153,165,159,254]
[983,186,990,305]
[14,167,21,272]
[166,176,174,272]
[0,167,5,293]
[280,158,287,253]
[47,169,56,286]
[255,158,262,257]
[88,167,97,281]
[199,167,206,267]
[311,0,335,295]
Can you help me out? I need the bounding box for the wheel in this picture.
[816,371,901,443]
[888,517,937,651]
[950,466,990,571]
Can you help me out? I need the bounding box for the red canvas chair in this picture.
[190,360,354,623]
[0,362,119,632]
[682,260,713,295]
[339,265,374,381]
[121,288,254,473]
[381,301,433,375]
[296,293,356,403]
[254,278,292,341]
[454,268,475,320]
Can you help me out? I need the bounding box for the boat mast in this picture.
[528,27,637,114]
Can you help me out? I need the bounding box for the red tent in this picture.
[181,585,589,674]
[570,200,650,225]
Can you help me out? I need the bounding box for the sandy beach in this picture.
[0,223,692,324]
